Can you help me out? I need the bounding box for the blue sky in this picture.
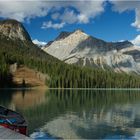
[0,1,140,46]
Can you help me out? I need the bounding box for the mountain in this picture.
[43,29,140,74]
[0,19,31,41]
[1,19,140,88]
[0,19,59,88]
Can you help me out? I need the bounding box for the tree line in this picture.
[1,34,140,88]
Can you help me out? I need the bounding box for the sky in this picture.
[0,0,140,46]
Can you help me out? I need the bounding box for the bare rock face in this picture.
[43,29,140,74]
[44,30,89,60]
[0,19,31,41]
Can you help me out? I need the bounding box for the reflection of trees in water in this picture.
[2,89,140,137]
[20,89,140,135]
[13,90,45,109]
[0,90,14,107]
[44,90,140,139]
[0,89,39,110]
[48,89,140,111]
[22,89,25,98]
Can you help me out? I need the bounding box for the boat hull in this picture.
[0,123,27,135]
[0,106,28,135]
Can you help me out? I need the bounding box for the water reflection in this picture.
[0,89,140,139]
[11,89,46,109]
[0,89,46,110]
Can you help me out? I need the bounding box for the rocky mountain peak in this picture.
[56,29,87,41]
[0,19,31,41]
[74,29,84,33]
[120,40,133,46]
[56,31,72,41]
[43,29,139,74]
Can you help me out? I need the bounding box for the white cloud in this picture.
[73,0,105,20]
[60,9,78,24]
[78,14,89,24]
[51,13,60,20]
[44,0,105,29]
[57,8,90,24]
[131,35,140,46]
[0,0,105,29]
[119,40,125,42]
[131,9,140,29]
[0,1,50,22]
[2,1,140,31]
[42,21,65,29]
[52,1,105,24]
[111,1,140,30]
[32,39,47,46]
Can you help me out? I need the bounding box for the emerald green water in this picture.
[0,89,140,139]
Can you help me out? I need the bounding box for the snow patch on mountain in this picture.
[43,29,140,74]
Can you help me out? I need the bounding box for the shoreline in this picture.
[0,86,48,90]
[1,87,140,91]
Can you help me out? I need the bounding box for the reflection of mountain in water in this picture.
[40,112,136,139]
[11,89,47,110]
[1,89,140,139]
[26,89,140,139]
[39,98,139,139]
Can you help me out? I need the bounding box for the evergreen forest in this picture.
[1,34,140,88]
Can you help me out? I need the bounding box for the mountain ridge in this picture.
[43,29,140,74]
[1,19,140,88]
[0,19,31,42]
[0,19,59,88]
[45,29,133,49]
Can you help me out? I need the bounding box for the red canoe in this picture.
[0,106,27,135]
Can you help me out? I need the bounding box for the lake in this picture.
[0,89,140,139]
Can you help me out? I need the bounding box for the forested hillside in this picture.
[1,19,140,88]
[1,33,140,88]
